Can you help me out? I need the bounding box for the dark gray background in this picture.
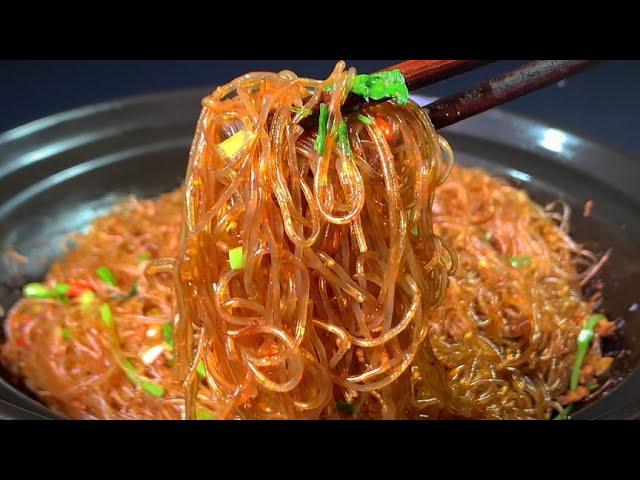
[1,60,639,156]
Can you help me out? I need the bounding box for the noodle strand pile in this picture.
[173,62,454,419]
[1,63,615,419]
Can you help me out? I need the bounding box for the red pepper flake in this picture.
[583,200,593,217]
[67,280,95,298]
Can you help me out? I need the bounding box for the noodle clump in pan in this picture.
[1,62,615,419]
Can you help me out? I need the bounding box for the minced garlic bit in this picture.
[140,344,168,365]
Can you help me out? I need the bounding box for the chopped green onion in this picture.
[55,285,70,303]
[138,252,153,261]
[217,130,256,159]
[79,290,96,314]
[96,266,117,286]
[412,225,419,237]
[323,84,334,93]
[351,70,409,105]
[291,106,312,118]
[129,281,138,296]
[336,400,356,414]
[336,122,352,156]
[121,358,139,383]
[121,358,165,397]
[163,322,174,347]
[23,282,54,299]
[140,381,165,397]
[314,103,329,155]
[197,361,207,378]
[61,327,73,340]
[196,407,216,420]
[508,256,531,268]
[356,113,374,125]
[113,281,140,302]
[23,282,71,302]
[570,314,605,390]
[553,404,573,420]
[100,303,114,328]
[229,246,245,270]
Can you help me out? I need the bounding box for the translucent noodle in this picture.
[173,62,453,419]
[1,62,614,420]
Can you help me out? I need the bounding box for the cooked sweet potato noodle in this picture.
[173,62,454,419]
[1,62,613,419]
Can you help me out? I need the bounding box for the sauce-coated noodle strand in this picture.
[174,62,453,419]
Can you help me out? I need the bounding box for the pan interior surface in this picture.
[0,90,638,419]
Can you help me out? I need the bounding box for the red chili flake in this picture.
[67,280,95,298]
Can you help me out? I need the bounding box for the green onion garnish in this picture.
[336,400,356,414]
[314,103,329,155]
[129,281,138,296]
[121,358,139,383]
[163,322,174,347]
[96,266,117,286]
[61,327,73,340]
[196,407,216,420]
[508,256,531,268]
[23,282,54,299]
[100,303,114,328]
[229,246,245,270]
[356,113,374,125]
[570,314,605,390]
[412,225,419,237]
[121,358,165,397]
[351,70,409,105]
[138,252,152,261]
[553,404,574,420]
[23,282,71,301]
[140,381,165,397]
[113,281,140,302]
[323,84,334,93]
[336,121,352,156]
[197,361,207,378]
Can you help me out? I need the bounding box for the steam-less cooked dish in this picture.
[0,63,615,419]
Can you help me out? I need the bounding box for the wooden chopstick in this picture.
[424,60,600,130]
[302,60,489,126]
[381,60,491,90]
